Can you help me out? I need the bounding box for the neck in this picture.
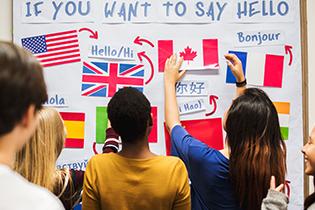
[119,138,156,159]
[0,133,18,169]
[220,139,230,159]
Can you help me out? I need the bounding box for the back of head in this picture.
[0,41,48,136]
[15,108,65,192]
[225,88,286,210]
[107,87,151,143]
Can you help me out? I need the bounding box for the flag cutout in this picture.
[81,61,144,97]
[158,39,219,71]
[273,102,290,140]
[226,50,284,88]
[95,106,157,144]
[96,107,108,144]
[21,30,81,68]
[59,112,85,148]
[148,107,158,143]
[164,118,224,155]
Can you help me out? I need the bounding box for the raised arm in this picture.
[225,53,246,97]
[102,119,119,153]
[164,54,186,131]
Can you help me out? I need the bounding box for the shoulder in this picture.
[162,155,184,164]
[157,156,187,171]
[0,171,64,210]
[27,186,64,210]
[171,125,190,138]
[308,203,315,210]
[85,153,120,174]
[88,153,114,164]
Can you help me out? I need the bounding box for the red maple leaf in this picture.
[179,46,197,64]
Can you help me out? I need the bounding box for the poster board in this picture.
[13,0,307,209]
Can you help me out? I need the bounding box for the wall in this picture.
[0,0,12,41]
[308,0,315,129]
[1,0,312,123]
[307,0,315,194]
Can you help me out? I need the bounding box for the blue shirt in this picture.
[171,125,242,210]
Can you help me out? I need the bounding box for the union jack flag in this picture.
[21,30,81,68]
[81,61,144,97]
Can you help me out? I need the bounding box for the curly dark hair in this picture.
[0,42,48,136]
[108,87,151,143]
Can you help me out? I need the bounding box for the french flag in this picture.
[158,39,219,71]
[226,51,284,88]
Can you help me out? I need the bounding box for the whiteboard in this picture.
[13,0,304,209]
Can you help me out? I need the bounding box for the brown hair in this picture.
[226,88,286,210]
[15,108,66,192]
[0,41,47,136]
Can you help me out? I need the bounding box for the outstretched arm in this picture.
[225,53,246,97]
[102,119,119,153]
[164,54,186,131]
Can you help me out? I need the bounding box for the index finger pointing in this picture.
[225,54,240,65]
[176,57,184,68]
[270,176,276,189]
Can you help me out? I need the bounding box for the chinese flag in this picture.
[164,118,224,155]
[148,107,158,143]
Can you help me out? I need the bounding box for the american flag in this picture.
[21,30,81,68]
[81,61,144,97]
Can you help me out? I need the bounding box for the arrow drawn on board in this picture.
[92,142,99,154]
[285,45,293,66]
[134,36,155,48]
[79,28,98,39]
[205,95,219,116]
[137,51,154,85]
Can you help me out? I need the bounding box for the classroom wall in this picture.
[0,0,313,125]
[308,0,315,129]
[307,0,315,194]
[0,0,12,41]
[1,0,313,125]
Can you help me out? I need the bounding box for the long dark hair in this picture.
[305,177,315,209]
[226,88,287,210]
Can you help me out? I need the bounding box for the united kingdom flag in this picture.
[81,61,145,97]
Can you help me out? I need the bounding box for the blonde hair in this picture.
[14,107,67,193]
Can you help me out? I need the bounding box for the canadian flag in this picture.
[158,39,219,71]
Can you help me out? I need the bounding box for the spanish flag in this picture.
[273,102,290,140]
[60,112,85,148]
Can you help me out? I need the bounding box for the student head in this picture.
[107,87,152,144]
[302,126,315,209]
[302,126,315,175]
[225,88,286,210]
[0,41,47,150]
[15,108,66,192]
